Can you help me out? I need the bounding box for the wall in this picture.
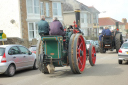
[0,0,22,38]
[20,0,28,39]
[63,12,75,26]
[0,38,37,48]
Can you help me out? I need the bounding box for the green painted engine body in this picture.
[41,31,73,67]
[42,36,66,66]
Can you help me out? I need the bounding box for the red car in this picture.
[29,45,36,54]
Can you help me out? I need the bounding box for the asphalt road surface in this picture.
[0,50,128,85]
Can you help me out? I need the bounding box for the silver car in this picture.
[86,40,99,52]
[0,45,37,77]
[118,42,128,64]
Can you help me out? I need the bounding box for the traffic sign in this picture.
[0,32,7,41]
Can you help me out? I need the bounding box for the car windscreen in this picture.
[0,48,5,56]
[86,41,90,44]
[121,43,128,49]
[29,47,36,51]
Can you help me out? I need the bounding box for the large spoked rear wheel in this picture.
[89,45,96,66]
[115,33,121,53]
[36,37,49,74]
[68,34,86,74]
[36,37,42,71]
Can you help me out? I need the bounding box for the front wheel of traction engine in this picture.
[36,37,49,74]
[68,34,86,74]
[89,45,96,66]
[115,33,121,53]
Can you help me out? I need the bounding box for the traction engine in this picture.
[36,9,96,74]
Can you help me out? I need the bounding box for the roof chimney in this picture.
[122,18,127,24]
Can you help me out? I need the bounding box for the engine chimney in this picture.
[75,9,80,28]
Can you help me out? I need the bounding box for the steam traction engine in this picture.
[36,9,96,74]
[99,22,123,53]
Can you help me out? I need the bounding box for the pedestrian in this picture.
[49,17,65,36]
[99,26,111,41]
[38,15,49,36]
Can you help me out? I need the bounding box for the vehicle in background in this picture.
[99,22,123,53]
[124,39,128,42]
[118,42,128,64]
[29,45,36,54]
[86,40,99,52]
[94,40,99,46]
[0,45,37,77]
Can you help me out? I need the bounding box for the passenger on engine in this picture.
[49,17,66,36]
[37,15,49,36]
[99,26,111,41]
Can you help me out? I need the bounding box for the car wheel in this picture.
[6,64,16,77]
[118,60,122,64]
[33,60,38,70]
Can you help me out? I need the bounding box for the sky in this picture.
[77,0,128,22]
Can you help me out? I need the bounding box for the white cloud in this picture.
[77,0,128,21]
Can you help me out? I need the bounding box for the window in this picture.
[81,14,84,23]
[18,46,29,54]
[8,46,20,55]
[52,2,62,16]
[90,14,92,23]
[96,14,98,23]
[100,27,103,30]
[0,48,5,56]
[29,47,36,51]
[26,0,33,13]
[46,2,49,17]
[40,2,44,15]
[121,43,128,49]
[34,0,39,14]
[93,14,97,23]
[28,22,39,40]
[26,0,39,14]
[93,14,96,19]
[81,13,87,23]
[87,14,91,23]
[28,23,34,40]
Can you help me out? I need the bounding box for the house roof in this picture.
[88,6,100,13]
[63,0,99,13]
[99,17,124,26]
[125,23,128,29]
[63,1,90,12]
[77,1,90,11]
[63,3,74,12]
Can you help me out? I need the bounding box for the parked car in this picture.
[124,39,128,42]
[29,45,36,54]
[0,45,37,77]
[118,42,128,64]
[94,40,99,46]
[86,40,99,52]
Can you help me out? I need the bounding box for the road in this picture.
[0,51,128,85]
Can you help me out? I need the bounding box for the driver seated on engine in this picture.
[99,26,111,41]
